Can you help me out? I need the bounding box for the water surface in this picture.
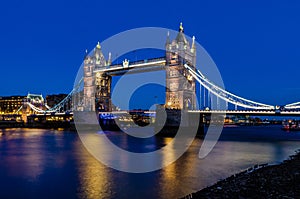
[0,126,299,198]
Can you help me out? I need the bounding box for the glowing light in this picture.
[187,75,193,81]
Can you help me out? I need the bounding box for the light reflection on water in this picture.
[76,147,113,199]
[0,126,300,199]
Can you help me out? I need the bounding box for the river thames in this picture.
[0,126,299,199]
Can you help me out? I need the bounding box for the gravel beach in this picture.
[183,150,300,199]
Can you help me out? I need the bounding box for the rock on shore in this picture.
[183,150,300,198]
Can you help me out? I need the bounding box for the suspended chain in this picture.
[284,102,300,109]
[27,77,83,114]
[184,64,274,110]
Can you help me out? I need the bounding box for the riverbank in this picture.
[0,121,24,128]
[183,150,300,198]
[0,120,76,131]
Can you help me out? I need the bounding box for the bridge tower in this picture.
[83,49,95,111]
[83,42,111,112]
[165,23,197,110]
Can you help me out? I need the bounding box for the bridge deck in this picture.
[94,57,166,75]
[98,110,300,117]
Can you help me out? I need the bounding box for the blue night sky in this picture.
[0,0,300,108]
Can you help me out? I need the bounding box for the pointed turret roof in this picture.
[94,41,103,56]
[96,41,101,49]
[93,41,106,66]
[175,22,188,44]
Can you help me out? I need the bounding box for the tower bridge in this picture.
[81,23,197,112]
[12,23,300,125]
[79,23,276,114]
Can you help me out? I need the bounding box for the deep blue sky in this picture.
[1,0,300,107]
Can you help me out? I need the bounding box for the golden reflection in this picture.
[160,138,202,198]
[158,137,180,198]
[76,134,112,199]
[161,137,175,166]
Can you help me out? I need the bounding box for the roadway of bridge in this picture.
[97,110,300,117]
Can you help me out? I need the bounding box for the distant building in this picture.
[27,93,44,106]
[46,94,71,110]
[0,95,26,114]
[0,93,45,114]
[0,93,71,115]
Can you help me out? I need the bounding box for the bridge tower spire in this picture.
[83,42,109,111]
[165,23,196,110]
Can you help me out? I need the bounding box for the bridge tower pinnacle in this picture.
[82,42,112,112]
[83,42,108,111]
[165,23,196,110]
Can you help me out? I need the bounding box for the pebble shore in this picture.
[183,150,300,198]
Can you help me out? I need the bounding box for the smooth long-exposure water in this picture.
[0,126,300,199]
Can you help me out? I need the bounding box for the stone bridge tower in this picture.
[83,42,111,112]
[165,23,197,110]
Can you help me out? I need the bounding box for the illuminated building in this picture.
[0,93,45,115]
[83,42,112,112]
[27,93,44,106]
[0,96,26,114]
[165,23,196,109]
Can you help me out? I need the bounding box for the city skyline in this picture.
[1,0,300,106]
